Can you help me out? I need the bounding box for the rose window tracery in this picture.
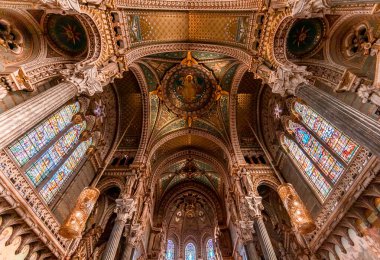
[0,19,24,55]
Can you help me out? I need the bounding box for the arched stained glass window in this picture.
[287,120,344,183]
[166,240,175,260]
[8,102,80,166]
[283,136,331,199]
[185,243,196,260]
[294,102,359,163]
[206,239,216,260]
[25,121,87,186]
[40,137,92,203]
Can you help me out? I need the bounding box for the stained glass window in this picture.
[25,121,86,186]
[288,120,344,183]
[8,102,80,166]
[40,138,92,204]
[283,136,332,199]
[185,243,196,260]
[206,239,216,260]
[166,240,175,260]
[294,102,359,163]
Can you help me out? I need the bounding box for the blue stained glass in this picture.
[166,240,175,260]
[206,239,216,260]
[288,121,344,183]
[294,102,359,163]
[26,122,86,186]
[283,136,331,199]
[8,102,80,166]
[185,243,196,260]
[40,138,92,204]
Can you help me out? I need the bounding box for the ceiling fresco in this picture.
[125,11,253,48]
[157,159,221,199]
[45,14,88,56]
[141,51,234,144]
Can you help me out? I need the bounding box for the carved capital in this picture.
[114,197,136,222]
[288,0,330,18]
[245,196,264,219]
[238,220,255,242]
[268,65,311,97]
[40,0,81,12]
[62,65,103,96]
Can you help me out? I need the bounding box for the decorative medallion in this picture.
[286,18,325,58]
[152,52,227,126]
[45,14,88,56]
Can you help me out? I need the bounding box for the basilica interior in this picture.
[0,0,380,260]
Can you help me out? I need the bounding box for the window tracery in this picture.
[206,239,216,260]
[287,120,344,183]
[293,101,359,163]
[8,102,80,166]
[7,101,93,204]
[166,239,175,260]
[185,242,196,260]
[40,137,92,203]
[282,135,332,199]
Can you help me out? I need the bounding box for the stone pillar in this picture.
[246,196,277,260]
[102,197,136,260]
[245,241,260,260]
[0,82,77,150]
[0,64,109,151]
[296,83,380,157]
[121,242,133,260]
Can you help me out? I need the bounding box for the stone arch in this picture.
[0,9,44,72]
[229,64,249,165]
[147,128,234,167]
[124,43,252,67]
[150,149,230,192]
[128,63,150,165]
[326,14,380,78]
[96,177,125,193]
[253,175,281,196]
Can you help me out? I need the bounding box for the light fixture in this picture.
[277,183,316,234]
[59,187,100,239]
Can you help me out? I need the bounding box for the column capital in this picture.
[114,197,136,222]
[245,196,264,219]
[268,65,311,97]
[62,65,103,96]
[40,0,81,12]
[287,0,331,18]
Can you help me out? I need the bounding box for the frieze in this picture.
[0,150,70,256]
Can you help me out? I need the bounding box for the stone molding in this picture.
[125,43,252,68]
[0,151,69,257]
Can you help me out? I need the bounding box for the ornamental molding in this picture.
[306,148,375,251]
[115,0,261,11]
[150,149,229,192]
[0,151,69,257]
[96,176,126,193]
[229,64,249,165]
[146,128,234,167]
[129,64,150,165]
[125,43,252,68]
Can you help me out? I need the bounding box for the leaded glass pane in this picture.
[206,239,216,260]
[8,102,80,166]
[185,243,196,260]
[40,138,92,204]
[26,122,86,186]
[288,120,344,183]
[294,102,359,163]
[283,136,331,199]
[166,240,174,260]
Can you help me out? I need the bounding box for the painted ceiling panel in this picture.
[125,11,252,47]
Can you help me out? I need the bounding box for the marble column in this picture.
[245,241,260,260]
[102,198,136,260]
[0,82,77,150]
[0,64,106,151]
[121,242,133,260]
[296,83,380,157]
[246,196,277,260]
